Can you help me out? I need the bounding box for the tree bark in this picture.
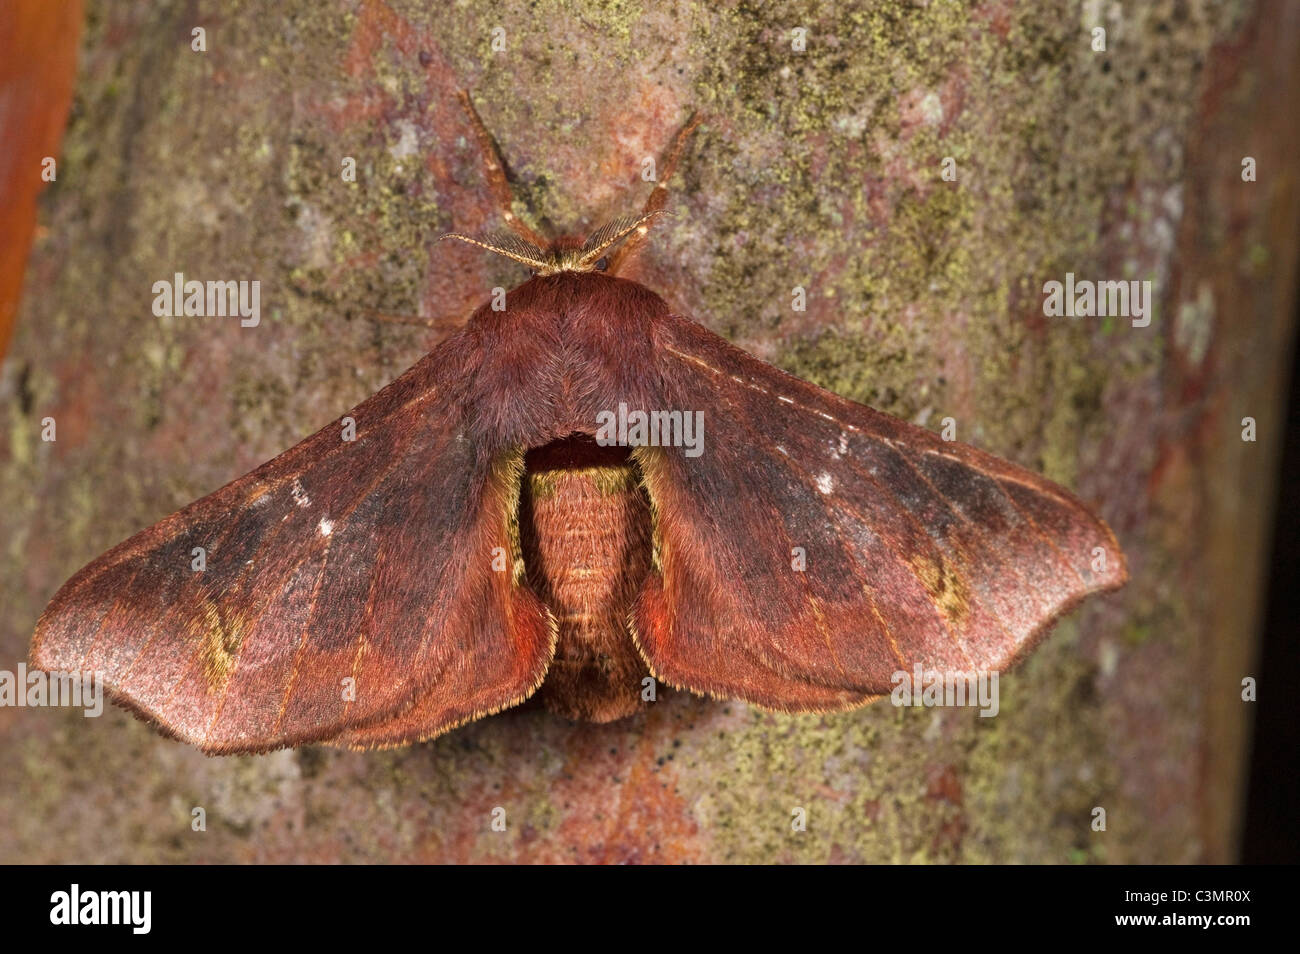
[1,0,1295,863]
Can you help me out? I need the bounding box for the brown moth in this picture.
[29,94,1127,753]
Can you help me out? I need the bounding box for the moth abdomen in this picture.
[520,434,654,722]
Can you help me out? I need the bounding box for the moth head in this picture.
[440,211,668,277]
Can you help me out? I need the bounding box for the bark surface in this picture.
[1,0,1296,863]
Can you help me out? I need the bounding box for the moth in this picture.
[30,93,1127,753]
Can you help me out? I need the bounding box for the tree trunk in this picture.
[1,0,1295,863]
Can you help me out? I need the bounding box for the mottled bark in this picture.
[1,0,1295,863]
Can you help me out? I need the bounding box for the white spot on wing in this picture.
[319,518,333,537]
[816,472,834,495]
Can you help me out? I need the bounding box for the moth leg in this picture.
[457,89,548,248]
[608,109,702,275]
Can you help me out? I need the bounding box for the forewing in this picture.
[632,315,1127,710]
[30,334,554,752]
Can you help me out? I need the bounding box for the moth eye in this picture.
[594,257,609,272]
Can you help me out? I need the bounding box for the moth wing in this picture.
[631,315,1127,710]
[30,334,554,753]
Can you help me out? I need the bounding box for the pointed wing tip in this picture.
[1089,514,1130,592]
[994,537,1128,674]
[28,617,274,755]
